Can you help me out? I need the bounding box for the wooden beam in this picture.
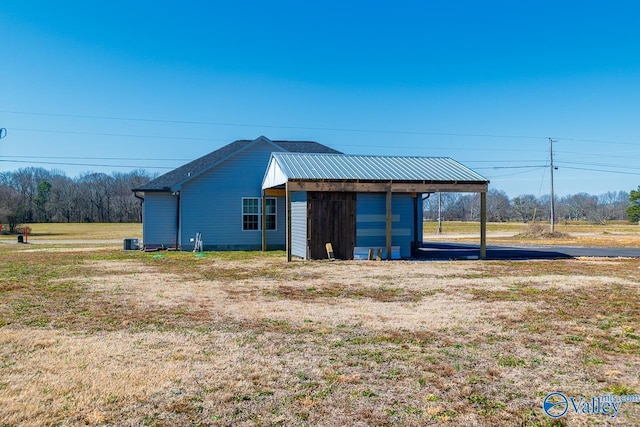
[261,192,267,251]
[264,188,286,197]
[412,195,418,256]
[286,180,488,194]
[480,191,487,260]
[286,183,292,262]
[386,188,392,260]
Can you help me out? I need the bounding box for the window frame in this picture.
[241,197,260,231]
[264,197,277,231]
[241,197,277,231]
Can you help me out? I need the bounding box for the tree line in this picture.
[0,167,636,234]
[0,167,153,232]
[423,188,631,224]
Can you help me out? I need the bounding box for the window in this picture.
[265,198,276,230]
[242,198,259,230]
[242,197,277,231]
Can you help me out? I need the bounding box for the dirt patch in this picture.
[1,251,638,425]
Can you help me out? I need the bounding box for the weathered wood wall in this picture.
[307,191,356,259]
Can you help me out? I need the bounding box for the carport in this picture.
[261,153,489,261]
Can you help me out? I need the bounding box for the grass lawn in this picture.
[1,245,638,425]
[425,220,640,247]
[424,220,640,235]
[2,221,638,248]
[0,223,142,241]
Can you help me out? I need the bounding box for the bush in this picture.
[516,222,570,239]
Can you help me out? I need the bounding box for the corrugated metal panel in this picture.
[290,192,307,259]
[269,153,488,183]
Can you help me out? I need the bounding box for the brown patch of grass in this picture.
[0,222,142,241]
[515,222,571,239]
[1,245,639,425]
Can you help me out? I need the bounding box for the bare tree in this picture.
[486,189,511,222]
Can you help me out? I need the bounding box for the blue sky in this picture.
[1,1,640,197]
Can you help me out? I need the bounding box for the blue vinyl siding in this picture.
[142,192,178,247]
[290,191,307,259]
[179,141,286,251]
[355,193,414,258]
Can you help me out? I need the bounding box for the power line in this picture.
[554,137,640,147]
[486,167,547,178]
[12,127,231,142]
[556,150,640,159]
[473,165,548,170]
[0,159,173,169]
[2,154,192,161]
[8,126,546,153]
[0,109,550,139]
[556,160,640,171]
[460,159,548,163]
[4,109,640,147]
[559,165,640,176]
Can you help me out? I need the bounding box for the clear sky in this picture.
[1,1,639,197]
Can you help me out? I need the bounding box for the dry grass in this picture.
[425,220,640,235]
[0,223,142,241]
[2,221,638,248]
[1,245,639,426]
[426,220,640,247]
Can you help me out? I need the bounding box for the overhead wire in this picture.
[2,154,192,161]
[2,109,639,177]
[11,127,231,142]
[4,109,640,147]
[0,109,549,139]
[0,159,174,169]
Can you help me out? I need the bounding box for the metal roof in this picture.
[263,153,489,188]
[133,136,341,192]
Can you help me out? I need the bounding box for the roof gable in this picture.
[133,136,340,192]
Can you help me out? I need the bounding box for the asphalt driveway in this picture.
[417,242,640,260]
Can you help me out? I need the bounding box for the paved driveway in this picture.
[418,242,640,260]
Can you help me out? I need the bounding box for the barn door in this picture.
[307,192,356,260]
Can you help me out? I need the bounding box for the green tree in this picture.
[626,186,640,223]
[34,180,52,222]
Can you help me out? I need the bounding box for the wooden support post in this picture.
[286,183,292,262]
[386,188,392,260]
[261,191,267,251]
[480,191,487,260]
[412,195,418,255]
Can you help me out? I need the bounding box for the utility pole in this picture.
[549,138,556,233]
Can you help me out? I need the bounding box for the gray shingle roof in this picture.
[133,137,341,191]
[263,153,488,188]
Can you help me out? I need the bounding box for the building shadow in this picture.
[415,242,574,261]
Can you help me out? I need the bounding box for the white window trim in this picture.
[241,197,277,231]
[265,197,277,232]
[242,197,260,231]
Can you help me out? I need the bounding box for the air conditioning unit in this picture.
[123,238,140,251]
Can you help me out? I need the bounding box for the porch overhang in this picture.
[261,153,490,261]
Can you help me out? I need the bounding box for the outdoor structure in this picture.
[262,153,490,260]
[132,136,340,251]
[133,136,489,259]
